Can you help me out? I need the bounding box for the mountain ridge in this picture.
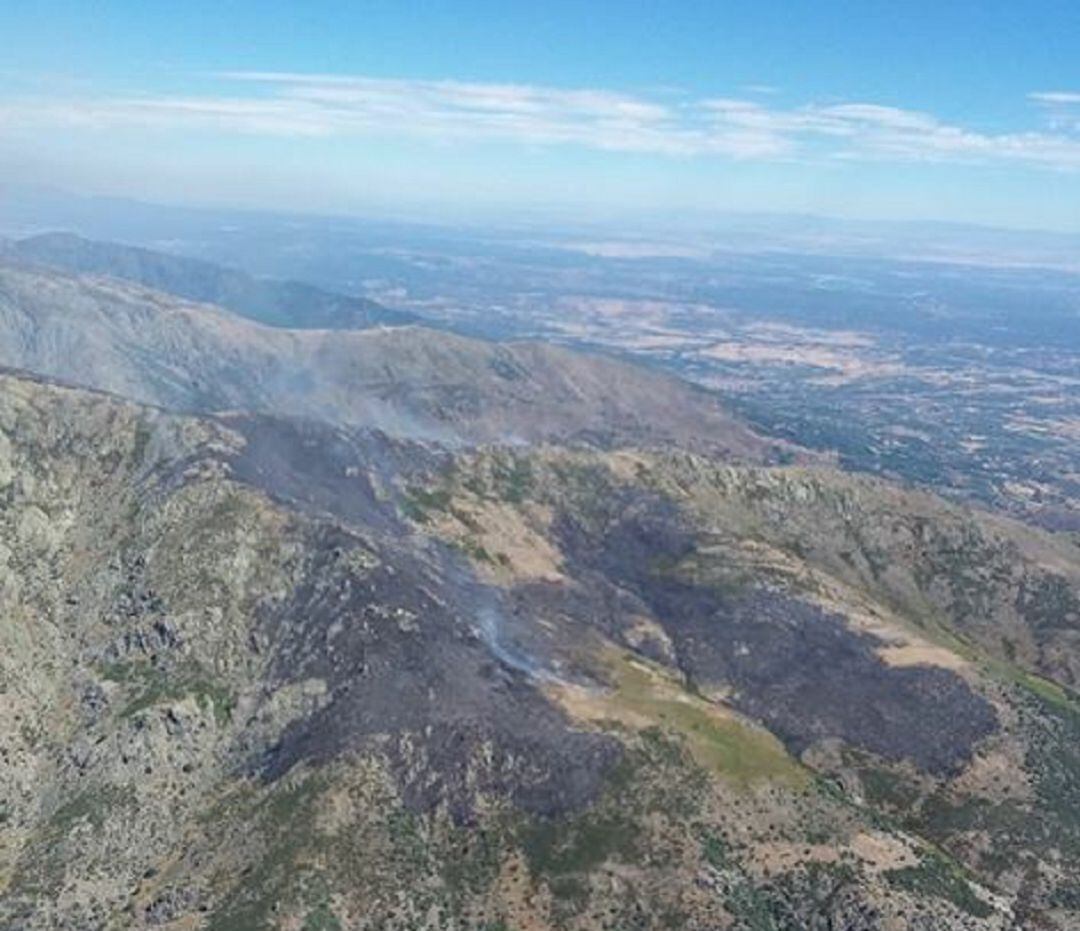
[0,258,786,459]
[3,245,1080,928]
[1,231,416,330]
[3,367,1080,927]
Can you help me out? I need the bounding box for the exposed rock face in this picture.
[2,262,1080,929]
[0,373,625,930]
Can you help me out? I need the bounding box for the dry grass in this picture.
[547,647,806,788]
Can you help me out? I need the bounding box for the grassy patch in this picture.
[402,486,453,523]
[603,652,805,788]
[885,852,993,918]
[518,809,641,918]
[100,659,235,725]
[206,775,326,931]
[492,456,535,504]
[843,754,922,811]
[700,830,730,870]
[302,900,342,931]
[522,813,639,879]
[7,784,137,897]
[47,784,136,836]
[200,494,257,537]
[724,881,780,931]
[1014,668,1080,715]
[441,824,503,897]
[454,537,494,564]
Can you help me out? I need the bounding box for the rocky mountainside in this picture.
[3,369,1080,930]
[3,254,1080,931]
[1,232,416,330]
[406,446,1080,918]
[0,260,779,458]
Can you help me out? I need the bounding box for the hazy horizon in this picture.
[9,178,1080,238]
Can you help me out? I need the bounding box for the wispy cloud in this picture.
[1029,90,1080,134]
[5,72,1080,170]
[1030,91,1080,105]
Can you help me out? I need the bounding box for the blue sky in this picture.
[3,0,1080,230]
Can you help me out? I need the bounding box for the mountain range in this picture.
[0,253,776,457]
[1,232,415,330]
[2,236,1080,930]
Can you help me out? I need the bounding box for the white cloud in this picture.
[1029,91,1080,135]
[4,72,1080,171]
[699,97,1080,168]
[1030,91,1080,105]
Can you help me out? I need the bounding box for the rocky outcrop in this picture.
[0,372,1040,930]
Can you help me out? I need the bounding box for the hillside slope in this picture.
[4,371,1080,928]
[400,445,1080,928]
[0,260,781,458]
[2,232,415,330]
